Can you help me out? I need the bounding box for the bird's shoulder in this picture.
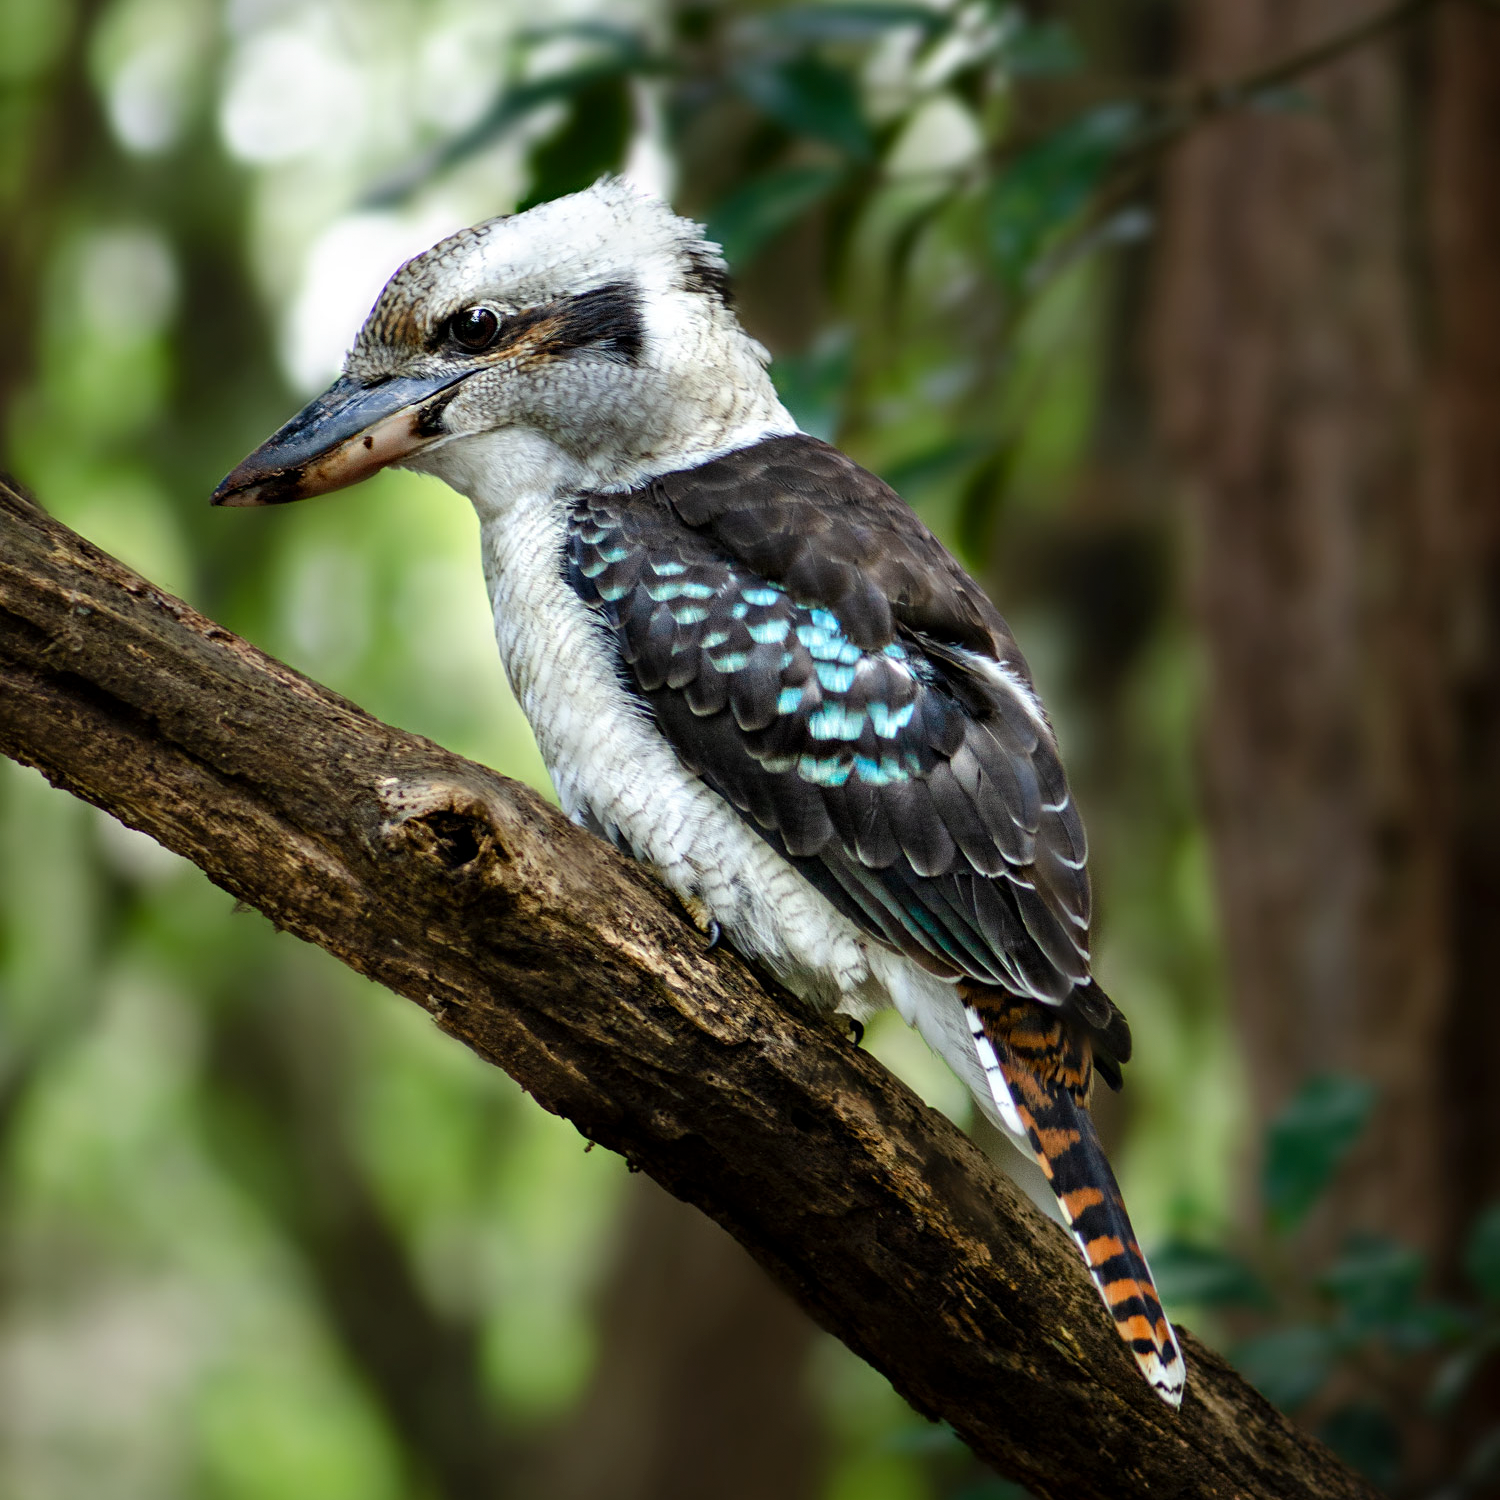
[645,433,1018,664]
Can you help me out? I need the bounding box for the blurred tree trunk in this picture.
[1422,0,1500,1279]
[203,974,519,1500]
[1151,0,1500,1287]
[531,1176,820,1500]
[0,0,108,431]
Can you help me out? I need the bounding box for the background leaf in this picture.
[1234,1325,1342,1411]
[986,104,1140,288]
[770,326,854,441]
[518,73,634,211]
[366,58,646,208]
[734,56,874,160]
[1318,1403,1402,1493]
[1263,1074,1377,1234]
[707,164,847,268]
[1465,1202,1500,1304]
[1149,1238,1271,1310]
[1001,19,1085,78]
[1319,1233,1425,1337]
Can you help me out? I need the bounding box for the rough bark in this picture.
[0,475,1377,1500]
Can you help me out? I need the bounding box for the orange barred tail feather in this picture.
[964,994,1186,1408]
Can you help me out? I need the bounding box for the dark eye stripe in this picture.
[548,282,644,364]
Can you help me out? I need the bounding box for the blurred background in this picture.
[2,0,1498,1496]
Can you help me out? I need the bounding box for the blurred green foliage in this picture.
[1264,1073,1377,1233]
[1155,1078,1500,1496]
[0,1,1251,1497]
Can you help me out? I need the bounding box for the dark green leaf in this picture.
[881,438,992,501]
[735,57,873,159]
[1149,1239,1271,1310]
[519,74,633,211]
[707,164,846,267]
[1263,1073,1377,1233]
[883,191,952,307]
[1381,1299,1479,1354]
[986,105,1140,288]
[1318,1403,1402,1493]
[513,20,651,60]
[1234,1325,1341,1411]
[1464,1202,1500,1304]
[366,61,645,207]
[757,4,947,43]
[1001,19,1084,77]
[955,445,1014,564]
[771,328,853,442]
[1319,1233,1424,1335]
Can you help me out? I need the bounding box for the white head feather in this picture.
[344,178,797,510]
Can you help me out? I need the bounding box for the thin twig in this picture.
[1028,0,1453,289]
[1148,0,1440,149]
[988,0,1444,175]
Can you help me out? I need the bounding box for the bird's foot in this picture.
[680,894,722,951]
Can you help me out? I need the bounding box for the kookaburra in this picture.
[213,177,1185,1406]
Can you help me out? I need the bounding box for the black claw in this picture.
[704,919,722,952]
[849,1018,865,1047]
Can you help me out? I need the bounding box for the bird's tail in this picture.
[963,992,1186,1407]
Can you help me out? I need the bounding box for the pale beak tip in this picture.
[210,467,299,507]
[211,483,265,507]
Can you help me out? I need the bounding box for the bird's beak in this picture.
[210,368,472,507]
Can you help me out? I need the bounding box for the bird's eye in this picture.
[449,306,502,351]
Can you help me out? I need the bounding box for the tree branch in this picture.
[0,474,1377,1500]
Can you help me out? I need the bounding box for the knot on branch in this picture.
[377,774,515,891]
[422,810,484,869]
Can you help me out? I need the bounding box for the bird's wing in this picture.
[567,434,1103,1021]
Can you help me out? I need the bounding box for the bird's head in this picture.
[212,178,793,512]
